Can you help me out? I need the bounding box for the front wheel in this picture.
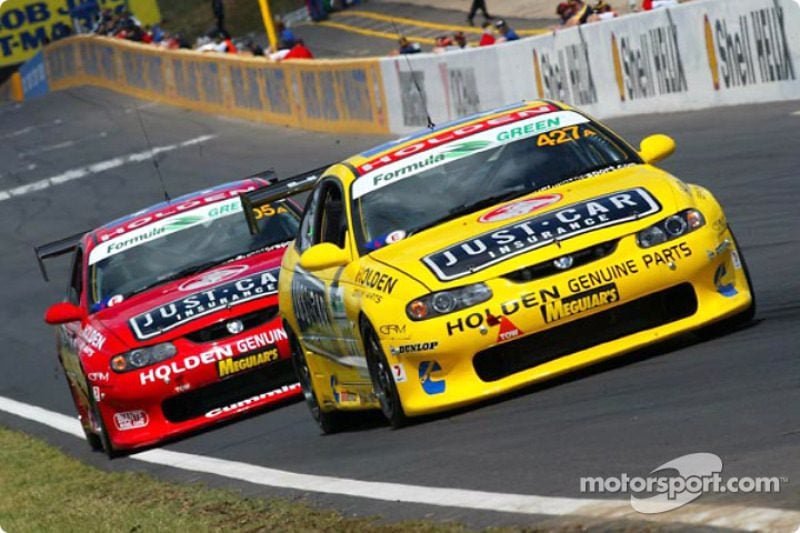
[362,320,407,429]
[66,377,103,451]
[288,327,344,434]
[88,394,119,459]
[698,230,756,339]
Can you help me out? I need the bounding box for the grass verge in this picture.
[0,426,487,532]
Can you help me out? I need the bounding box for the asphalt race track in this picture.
[1,87,798,530]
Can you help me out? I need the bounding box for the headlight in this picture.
[111,342,177,373]
[406,283,492,321]
[636,209,705,248]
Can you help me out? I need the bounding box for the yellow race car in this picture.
[244,100,754,432]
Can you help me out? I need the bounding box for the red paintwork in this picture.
[47,179,302,454]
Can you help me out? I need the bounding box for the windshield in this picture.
[351,110,639,252]
[88,198,299,311]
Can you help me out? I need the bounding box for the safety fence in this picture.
[380,0,800,133]
[3,0,799,135]
[43,36,389,134]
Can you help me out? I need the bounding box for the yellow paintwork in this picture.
[280,101,753,418]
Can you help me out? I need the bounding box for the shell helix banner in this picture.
[0,0,160,67]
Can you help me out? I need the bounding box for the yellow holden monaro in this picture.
[246,100,754,432]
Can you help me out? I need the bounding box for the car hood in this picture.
[92,248,287,347]
[369,165,686,289]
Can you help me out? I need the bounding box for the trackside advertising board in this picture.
[0,0,160,67]
[19,48,47,96]
[380,0,800,133]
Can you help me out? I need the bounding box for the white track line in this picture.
[0,119,62,140]
[0,135,216,203]
[0,395,797,531]
[17,132,108,159]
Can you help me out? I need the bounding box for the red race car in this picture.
[39,175,314,457]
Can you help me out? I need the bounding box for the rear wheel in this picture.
[288,327,344,434]
[362,321,407,429]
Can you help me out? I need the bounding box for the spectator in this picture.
[643,0,679,9]
[222,31,237,53]
[276,21,297,50]
[564,0,594,26]
[395,36,421,55]
[556,2,576,24]
[467,0,493,27]
[245,40,265,56]
[453,31,467,49]
[591,1,618,20]
[494,19,519,42]
[479,21,495,46]
[283,39,314,60]
[432,35,455,54]
[197,34,227,53]
[306,0,328,21]
[212,0,225,35]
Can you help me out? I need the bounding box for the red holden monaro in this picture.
[40,179,302,457]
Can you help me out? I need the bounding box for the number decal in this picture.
[536,126,598,147]
[252,204,289,220]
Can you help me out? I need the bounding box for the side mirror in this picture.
[638,134,676,164]
[299,243,350,271]
[44,302,85,325]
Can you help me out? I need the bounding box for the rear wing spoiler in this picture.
[241,164,330,235]
[34,231,87,282]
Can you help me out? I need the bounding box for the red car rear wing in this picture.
[34,231,88,282]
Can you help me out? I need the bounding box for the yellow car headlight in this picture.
[637,209,705,248]
[407,283,492,321]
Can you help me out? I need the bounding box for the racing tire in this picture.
[66,378,103,451]
[287,327,344,434]
[361,321,408,429]
[88,395,119,459]
[697,229,756,339]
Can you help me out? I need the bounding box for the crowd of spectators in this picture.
[74,4,314,62]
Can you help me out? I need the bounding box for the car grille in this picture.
[161,359,296,423]
[184,306,279,344]
[473,283,697,382]
[502,240,618,283]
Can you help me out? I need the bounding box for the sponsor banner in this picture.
[381,45,505,134]
[0,0,160,68]
[531,29,600,108]
[540,282,620,324]
[113,409,149,431]
[380,0,799,133]
[204,383,301,418]
[216,347,279,378]
[19,48,47,97]
[140,327,287,385]
[703,0,797,92]
[130,268,279,340]
[353,109,586,199]
[424,188,661,281]
[88,197,242,265]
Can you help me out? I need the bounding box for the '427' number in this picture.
[537,126,596,147]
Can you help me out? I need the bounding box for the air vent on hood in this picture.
[502,239,618,283]
[185,306,279,344]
